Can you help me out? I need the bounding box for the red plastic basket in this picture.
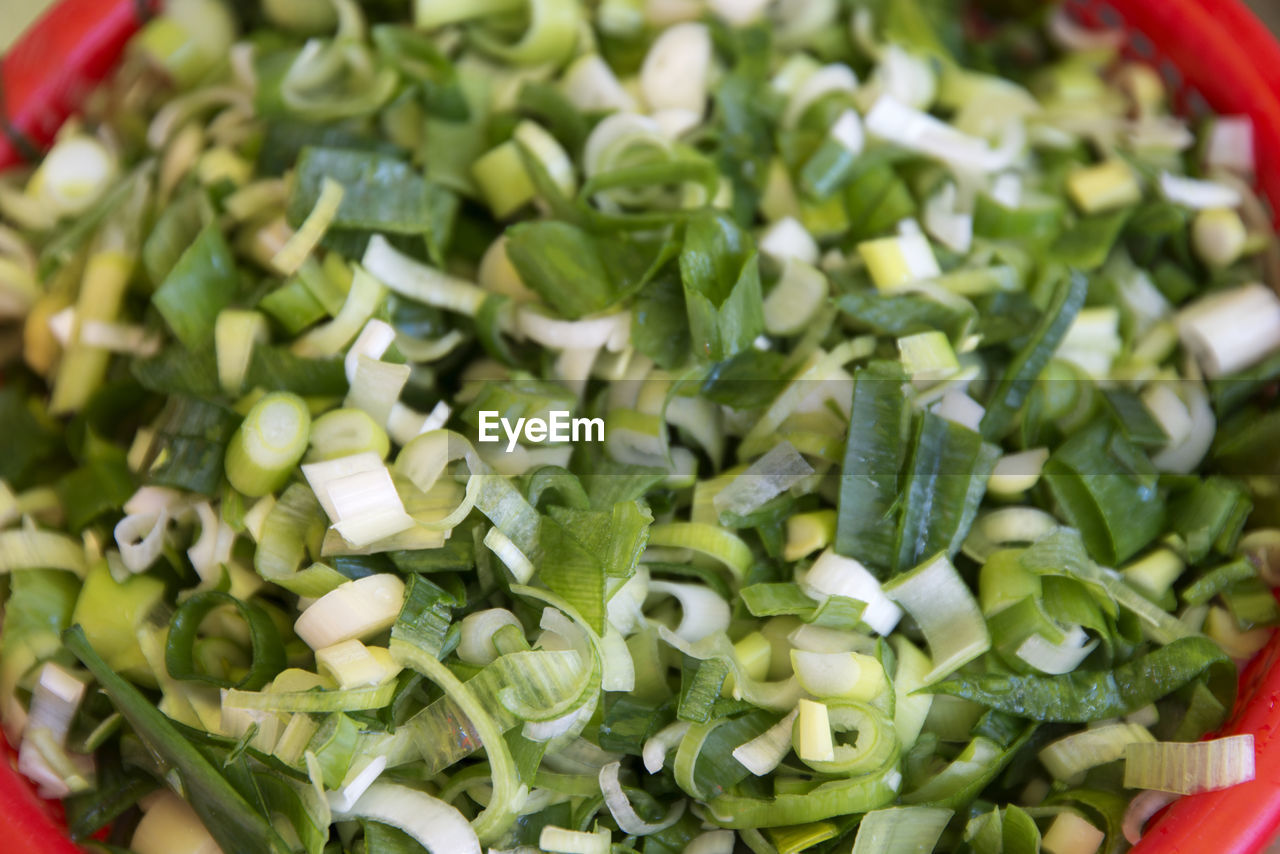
[2,0,1280,852]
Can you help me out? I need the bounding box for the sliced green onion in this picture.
[224,392,311,497]
[307,409,390,462]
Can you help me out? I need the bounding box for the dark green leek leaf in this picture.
[894,413,1000,572]
[166,591,285,691]
[1042,422,1166,565]
[679,211,765,362]
[64,626,293,854]
[980,271,1087,440]
[836,362,909,576]
[153,225,240,350]
[836,289,976,342]
[246,347,348,397]
[504,221,619,319]
[926,636,1232,722]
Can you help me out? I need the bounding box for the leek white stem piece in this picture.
[923,183,973,253]
[1066,160,1142,215]
[898,331,959,383]
[363,235,487,316]
[329,754,388,813]
[858,234,941,290]
[114,511,169,573]
[186,501,236,582]
[272,177,344,275]
[1016,625,1099,675]
[784,64,858,128]
[932,389,986,431]
[851,806,952,854]
[327,465,415,547]
[1048,6,1125,51]
[647,580,731,643]
[1192,208,1248,268]
[866,94,1021,172]
[131,792,223,854]
[345,319,397,384]
[794,698,835,762]
[457,609,524,665]
[214,309,269,395]
[988,448,1049,497]
[1206,116,1255,173]
[316,639,401,689]
[643,720,690,773]
[759,217,819,266]
[683,830,736,854]
[18,663,89,798]
[1039,722,1154,780]
[332,782,481,854]
[707,0,771,25]
[783,510,836,562]
[560,54,636,113]
[1041,811,1105,854]
[598,761,685,835]
[884,554,990,683]
[1123,789,1179,845]
[731,708,798,776]
[640,23,711,115]
[1124,734,1256,794]
[1160,172,1242,210]
[713,441,813,518]
[33,135,118,217]
[346,356,412,428]
[484,526,536,583]
[294,266,387,358]
[1149,380,1215,474]
[802,549,903,635]
[1177,283,1280,378]
[293,574,406,650]
[539,826,611,854]
[1141,384,1193,449]
[790,650,887,702]
[516,307,630,351]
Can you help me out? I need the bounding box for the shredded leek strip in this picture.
[390,637,526,843]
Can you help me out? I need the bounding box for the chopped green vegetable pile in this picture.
[2,0,1280,852]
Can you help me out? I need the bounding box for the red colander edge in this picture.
[3,1,1280,852]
